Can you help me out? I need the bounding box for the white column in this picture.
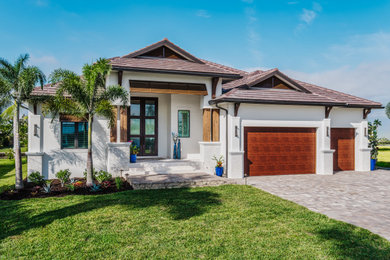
[354,120,370,171]
[116,105,120,143]
[26,109,45,177]
[228,116,244,178]
[317,118,334,175]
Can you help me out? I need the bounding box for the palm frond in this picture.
[386,102,390,119]
[95,100,116,127]
[14,54,29,76]
[0,104,15,120]
[96,85,128,106]
[19,66,46,101]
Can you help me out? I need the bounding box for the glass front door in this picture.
[129,97,158,156]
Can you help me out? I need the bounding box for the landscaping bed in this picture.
[0,177,132,200]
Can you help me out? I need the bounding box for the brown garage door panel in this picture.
[331,128,355,171]
[245,127,316,176]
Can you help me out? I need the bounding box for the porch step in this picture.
[127,172,232,190]
[124,159,205,176]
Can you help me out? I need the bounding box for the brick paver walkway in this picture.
[246,170,390,240]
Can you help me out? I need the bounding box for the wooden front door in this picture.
[244,127,316,176]
[129,97,158,156]
[331,128,355,171]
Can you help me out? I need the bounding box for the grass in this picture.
[0,157,27,193]
[0,146,27,153]
[377,146,390,168]
[0,185,389,259]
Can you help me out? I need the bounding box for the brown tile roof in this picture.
[211,87,346,106]
[215,68,382,108]
[110,56,242,78]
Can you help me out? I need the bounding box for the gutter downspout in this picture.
[215,103,228,178]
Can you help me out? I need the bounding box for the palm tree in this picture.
[0,54,45,190]
[46,58,128,186]
[386,102,390,119]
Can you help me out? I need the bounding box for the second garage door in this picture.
[244,127,316,176]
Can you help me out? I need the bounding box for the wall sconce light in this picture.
[34,124,38,137]
[326,126,329,137]
[235,126,239,137]
[364,127,367,137]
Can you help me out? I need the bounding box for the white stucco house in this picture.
[27,38,382,179]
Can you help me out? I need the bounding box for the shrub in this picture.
[83,168,98,180]
[42,181,52,193]
[90,183,101,192]
[66,184,75,192]
[115,177,123,190]
[56,169,71,187]
[28,171,46,186]
[5,148,14,160]
[95,170,112,183]
[101,180,111,189]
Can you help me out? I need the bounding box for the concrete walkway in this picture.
[245,170,390,240]
[127,172,232,190]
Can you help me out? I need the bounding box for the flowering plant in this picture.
[212,155,224,168]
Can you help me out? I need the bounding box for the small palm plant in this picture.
[45,58,128,186]
[0,54,45,189]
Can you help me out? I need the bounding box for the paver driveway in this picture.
[245,170,390,240]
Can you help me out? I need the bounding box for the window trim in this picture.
[60,121,88,149]
[178,110,190,138]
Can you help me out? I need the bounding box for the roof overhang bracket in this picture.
[234,102,240,117]
[118,70,123,86]
[363,108,371,119]
[211,77,219,99]
[325,106,333,118]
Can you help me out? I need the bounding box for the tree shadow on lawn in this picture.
[0,188,221,241]
[316,223,390,259]
[0,160,16,180]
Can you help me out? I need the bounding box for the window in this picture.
[61,122,88,149]
[178,110,190,138]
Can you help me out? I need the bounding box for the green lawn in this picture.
[0,157,27,193]
[0,146,27,153]
[1,185,389,259]
[378,146,390,168]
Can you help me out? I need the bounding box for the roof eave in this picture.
[111,66,242,79]
[208,98,382,108]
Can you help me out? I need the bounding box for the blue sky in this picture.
[1,0,390,136]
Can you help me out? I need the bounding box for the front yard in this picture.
[378,146,390,168]
[1,185,389,259]
[0,157,27,193]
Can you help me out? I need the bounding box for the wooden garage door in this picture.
[331,128,355,171]
[244,127,316,176]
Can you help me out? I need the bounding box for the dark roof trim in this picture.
[122,38,204,64]
[248,70,311,94]
[112,66,242,79]
[209,98,384,109]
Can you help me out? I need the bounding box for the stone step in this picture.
[125,159,205,175]
[127,173,231,190]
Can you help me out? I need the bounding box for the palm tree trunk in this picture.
[86,115,93,186]
[14,100,23,190]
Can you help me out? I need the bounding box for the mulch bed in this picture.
[0,178,132,200]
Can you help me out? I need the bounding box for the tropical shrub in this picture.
[369,120,382,159]
[115,177,123,190]
[101,181,111,189]
[66,184,75,192]
[56,169,71,187]
[95,170,112,183]
[28,171,45,186]
[90,183,101,192]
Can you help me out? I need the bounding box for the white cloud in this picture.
[296,2,322,32]
[300,9,317,24]
[288,1,299,5]
[325,32,390,64]
[244,7,262,63]
[196,10,211,18]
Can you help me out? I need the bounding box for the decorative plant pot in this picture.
[215,167,223,177]
[130,154,137,163]
[371,158,377,171]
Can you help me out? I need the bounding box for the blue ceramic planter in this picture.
[215,167,223,177]
[130,154,137,163]
[371,158,377,171]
